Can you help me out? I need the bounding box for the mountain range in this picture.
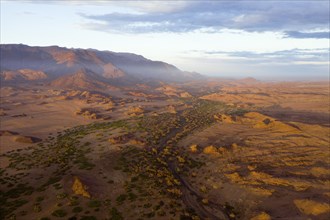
[0,44,203,89]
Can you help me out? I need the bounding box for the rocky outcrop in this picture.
[0,130,19,136]
[203,145,219,155]
[13,135,41,143]
[294,199,330,216]
[75,108,99,119]
[72,176,91,198]
[126,106,144,116]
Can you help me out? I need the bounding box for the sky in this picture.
[1,0,329,80]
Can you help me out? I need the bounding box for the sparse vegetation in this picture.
[87,200,102,208]
[51,209,67,217]
[72,206,83,213]
[110,207,123,220]
[1,83,329,220]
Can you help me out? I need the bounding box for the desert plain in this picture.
[1,77,329,220]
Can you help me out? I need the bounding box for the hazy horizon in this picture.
[1,0,329,80]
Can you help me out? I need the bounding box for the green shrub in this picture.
[145,212,155,218]
[143,203,152,208]
[56,193,67,199]
[87,200,101,208]
[81,216,97,220]
[158,210,166,216]
[36,196,44,202]
[72,206,83,213]
[51,209,67,217]
[110,207,123,220]
[128,192,137,201]
[116,194,127,204]
[33,204,42,212]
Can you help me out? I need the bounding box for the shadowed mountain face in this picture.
[0,44,202,88]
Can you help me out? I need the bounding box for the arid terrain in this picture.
[0,45,329,220]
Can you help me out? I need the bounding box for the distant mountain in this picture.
[237,77,258,83]
[92,50,201,82]
[0,44,203,89]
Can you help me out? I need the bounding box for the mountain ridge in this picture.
[0,44,203,89]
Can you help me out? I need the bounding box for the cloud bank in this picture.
[191,48,329,65]
[283,31,329,39]
[182,48,329,79]
[79,1,329,38]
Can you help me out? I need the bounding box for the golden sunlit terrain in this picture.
[1,78,329,220]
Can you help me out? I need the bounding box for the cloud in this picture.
[11,1,329,37]
[79,1,329,36]
[190,48,329,65]
[283,31,329,39]
[6,0,190,13]
[22,11,35,15]
[115,1,191,13]
[181,48,329,79]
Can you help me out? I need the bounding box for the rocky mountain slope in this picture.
[0,44,202,89]
[49,68,117,90]
[1,69,47,81]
